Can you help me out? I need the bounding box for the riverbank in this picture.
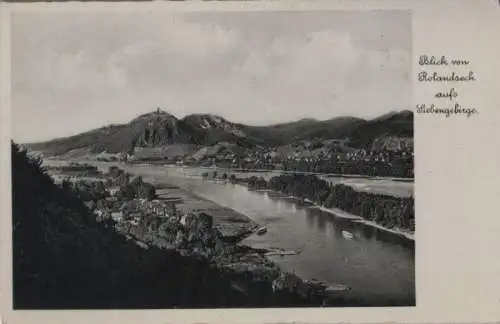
[177,181,414,242]
[314,206,415,241]
[156,184,259,241]
[45,158,415,241]
[253,189,414,241]
[142,179,352,294]
[182,164,414,180]
[228,174,414,241]
[113,186,351,305]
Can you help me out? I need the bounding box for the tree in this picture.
[141,183,156,201]
[118,184,135,200]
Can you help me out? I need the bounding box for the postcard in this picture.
[1,0,499,323]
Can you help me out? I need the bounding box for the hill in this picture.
[28,110,201,156]
[182,114,258,148]
[12,142,335,308]
[343,110,414,149]
[12,142,242,308]
[241,116,367,146]
[27,110,413,158]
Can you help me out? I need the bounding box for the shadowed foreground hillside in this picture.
[11,142,327,309]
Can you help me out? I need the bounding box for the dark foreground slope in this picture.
[11,143,326,309]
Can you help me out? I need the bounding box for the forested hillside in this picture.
[11,142,326,308]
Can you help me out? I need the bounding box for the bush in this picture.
[117,176,156,201]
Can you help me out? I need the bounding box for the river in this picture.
[45,160,415,306]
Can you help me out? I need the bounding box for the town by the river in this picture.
[44,159,415,306]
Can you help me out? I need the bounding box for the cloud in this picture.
[112,18,237,60]
[16,46,128,99]
[11,11,411,142]
[165,19,236,56]
[224,29,410,122]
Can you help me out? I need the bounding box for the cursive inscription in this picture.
[418,71,476,82]
[416,55,478,118]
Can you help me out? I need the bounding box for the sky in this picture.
[11,10,411,143]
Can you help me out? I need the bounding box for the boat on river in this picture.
[256,226,268,235]
[341,230,354,240]
[265,249,299,257]
[324,284,350,294]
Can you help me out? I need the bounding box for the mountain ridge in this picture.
[26,109,413,157]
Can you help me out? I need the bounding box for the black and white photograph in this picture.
[10,9,415,309]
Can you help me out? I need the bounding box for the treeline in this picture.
[105,166,158,201]
[116,175,157,201]
[246,174,414,232]
[281,158,413,178]
[12,143,330,309]
[50,163,102,176]
[62,179,109,202]
[60,167,156,202]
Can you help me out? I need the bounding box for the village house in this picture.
[128,212,142,225]
[111,211,124,222]
[100,197,180,226]
[108,186,121,197]
[105,196,118,203]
